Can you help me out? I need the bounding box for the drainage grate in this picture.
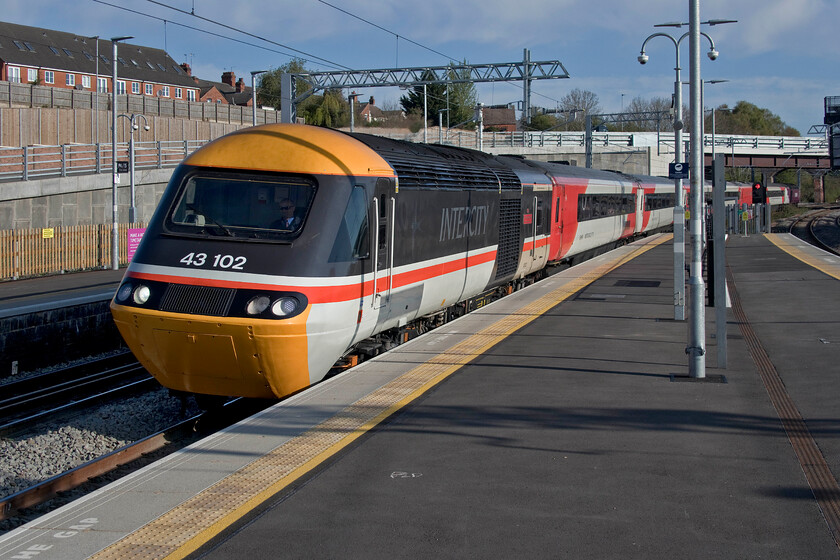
[614,280,661,288]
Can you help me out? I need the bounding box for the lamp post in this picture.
[638,27,721,322]
[110,35,132,270]
[250,70,267,127]
[118,113,150,223]
[649,13,736,378]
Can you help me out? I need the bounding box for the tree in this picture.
[620,96,674,132]
[399,70,447,126]
[257,58,309,109]
[528,113,560,131]
[559,88,601,131]
[257,59,349,128]
[447,61,479,127]
[712,101,800,136]
[302,89,350,128]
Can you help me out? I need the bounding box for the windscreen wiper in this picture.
[186,204,233,237]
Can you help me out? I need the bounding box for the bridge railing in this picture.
[0,131,828,186]
[631,132,827,154]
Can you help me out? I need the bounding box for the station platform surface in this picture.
[0,268,123,318]
[2,232,840,559]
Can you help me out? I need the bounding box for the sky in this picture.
[5,0,839,135]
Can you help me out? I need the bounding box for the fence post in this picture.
[96,143,101,174]
[184,139,188,159]
[157,141,162,169]
[23,146,29,181]
[13,237,20,280]
[61,144,67,177]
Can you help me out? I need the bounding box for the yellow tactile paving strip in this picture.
[90,235,670,560]
[765,233,840,281]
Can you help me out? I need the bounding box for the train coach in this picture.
[111,123,676,399]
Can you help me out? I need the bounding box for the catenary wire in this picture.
[144,0,351,70]
[90,0,347,70]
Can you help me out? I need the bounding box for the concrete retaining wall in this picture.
[0,168,172,229]
[0,301,124,377]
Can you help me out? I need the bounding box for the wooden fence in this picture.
[0,223,145,280]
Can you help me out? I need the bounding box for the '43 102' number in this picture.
[180,252,246,270]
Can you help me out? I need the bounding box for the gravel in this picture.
[0,388,198,501]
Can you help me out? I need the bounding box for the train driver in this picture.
[272,198,301,230]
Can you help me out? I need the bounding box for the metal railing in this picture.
[0,130,829,186]
[0,140,208,183]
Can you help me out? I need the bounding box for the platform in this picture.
[0,268,123,319]
[1,233,839,559]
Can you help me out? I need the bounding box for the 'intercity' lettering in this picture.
[439,205,489,242]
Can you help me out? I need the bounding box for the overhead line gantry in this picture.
[279,53,570,124]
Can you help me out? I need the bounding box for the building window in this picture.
[27,68,37,83]
[161,86,170,97]
[132,82,140,95]
[66,74,76,87]
[175,87,182,99]
[8,67,21,82]
[98,77,108,92]
[117,80,126,95]
[82,75,91,89]
[187,89,196,101]
[44,71,54,84]
[145,83,153,95]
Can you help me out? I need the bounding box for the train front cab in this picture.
[111,124,399,399]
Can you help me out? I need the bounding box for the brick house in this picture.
[482,105,517,132]
[186,68,252,106]
[0,20,199,101]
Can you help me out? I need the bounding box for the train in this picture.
[110,123,788,399]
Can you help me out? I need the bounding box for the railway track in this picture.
[0,352,154,436]
[808,210,840,255]
[789,207,840,256]
[0,394,271,523]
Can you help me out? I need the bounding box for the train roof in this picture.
[183,124,396,178]
[347,132,523,191]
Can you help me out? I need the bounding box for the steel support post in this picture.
[712,154,727,368]
[687,0,706,378]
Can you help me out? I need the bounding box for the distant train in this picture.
[110,124,787,399]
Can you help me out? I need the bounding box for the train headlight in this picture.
[271,297,299,317]
[133,285,152,305]
[116,283,133,302]
[246,295,271,315]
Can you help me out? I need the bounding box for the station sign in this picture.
[117,161,130,173]
[668,163,689,179]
